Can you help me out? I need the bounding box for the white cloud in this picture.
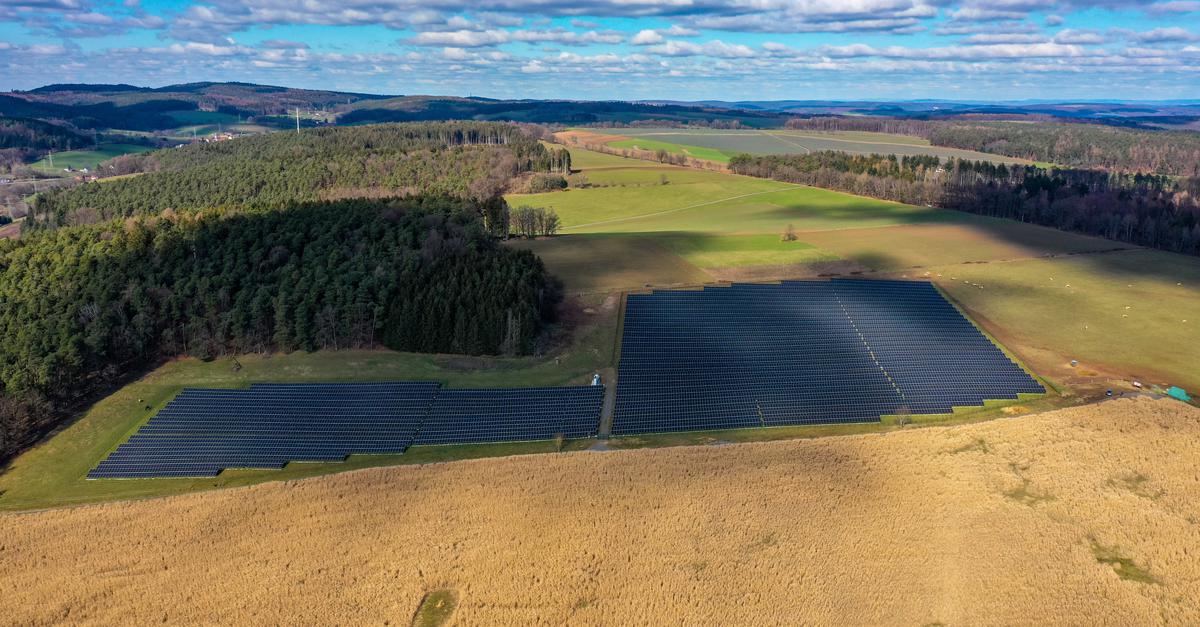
[630,29,664,45]
[1133,27,1198,43]
[647,39,757,58]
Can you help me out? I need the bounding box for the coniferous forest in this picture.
[0,122,569,462]
[31,122,571,227]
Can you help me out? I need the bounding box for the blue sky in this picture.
[1,0,1198,100]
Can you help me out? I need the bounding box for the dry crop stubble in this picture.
[1,398,1198,624]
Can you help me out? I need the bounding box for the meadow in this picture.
[594,127,1032,165]
[2,398,1196,624]
[31,142,154,172]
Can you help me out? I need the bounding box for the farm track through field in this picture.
[562,184,804,230]
[759,131,813,154]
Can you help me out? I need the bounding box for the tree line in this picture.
[31,122,572,228]
[730,152,1200,256]
[0,196,561,463]
[783,117,1200,176]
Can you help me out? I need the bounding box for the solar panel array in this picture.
[416,386,603,445]
[90,382,604,479]
[613,279,1043,435]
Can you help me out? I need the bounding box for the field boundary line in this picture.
[562,185,805,230]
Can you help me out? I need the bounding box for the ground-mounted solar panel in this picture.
[612,279,1043,435]
[89,380,607,479]
[89,381,441,479]
[415,385,604,445]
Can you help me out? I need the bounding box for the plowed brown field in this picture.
[2,398,1198,625]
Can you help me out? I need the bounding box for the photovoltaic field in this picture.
[614,279,1043,435]
[90,382,605,478]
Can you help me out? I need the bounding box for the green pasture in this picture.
[31,143,154,172]
[508,234,711,293]
[654,232,840,268]
[510,170,949,234]
[609,137,734,163]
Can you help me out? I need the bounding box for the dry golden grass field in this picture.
[2,397,1198,625]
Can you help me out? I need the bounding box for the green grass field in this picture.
[508,234,712,293]
[609,137,735,163]
[654,232,840,268]
[31,143,155,172]
[510,165,950,234]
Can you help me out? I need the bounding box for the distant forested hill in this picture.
[339,96,786,128]
[0,117,90,151]
[14,82,389,116]
[32,121,571,227]
[0,196,561,462]
[0,94,189,131]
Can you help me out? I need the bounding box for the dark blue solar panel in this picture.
[415,386,603,445]
[612,279,1043,435]
[89,381,606,479]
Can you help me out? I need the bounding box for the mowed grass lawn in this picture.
[0,296,619,512]
[32,143,155,172]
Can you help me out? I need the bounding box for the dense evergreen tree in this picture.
[32,122,571,227]
[0,197,561,462]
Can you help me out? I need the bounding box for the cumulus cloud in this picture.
[1132,27,1198,43]
[647,40,757,58]
[630,30,664,45]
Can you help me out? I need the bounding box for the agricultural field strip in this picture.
[562,184,805,230]
[622,130,939,152]
[758,131,812,154]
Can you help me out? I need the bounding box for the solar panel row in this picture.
[89,382,604,479]
[612,279,1043,435]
